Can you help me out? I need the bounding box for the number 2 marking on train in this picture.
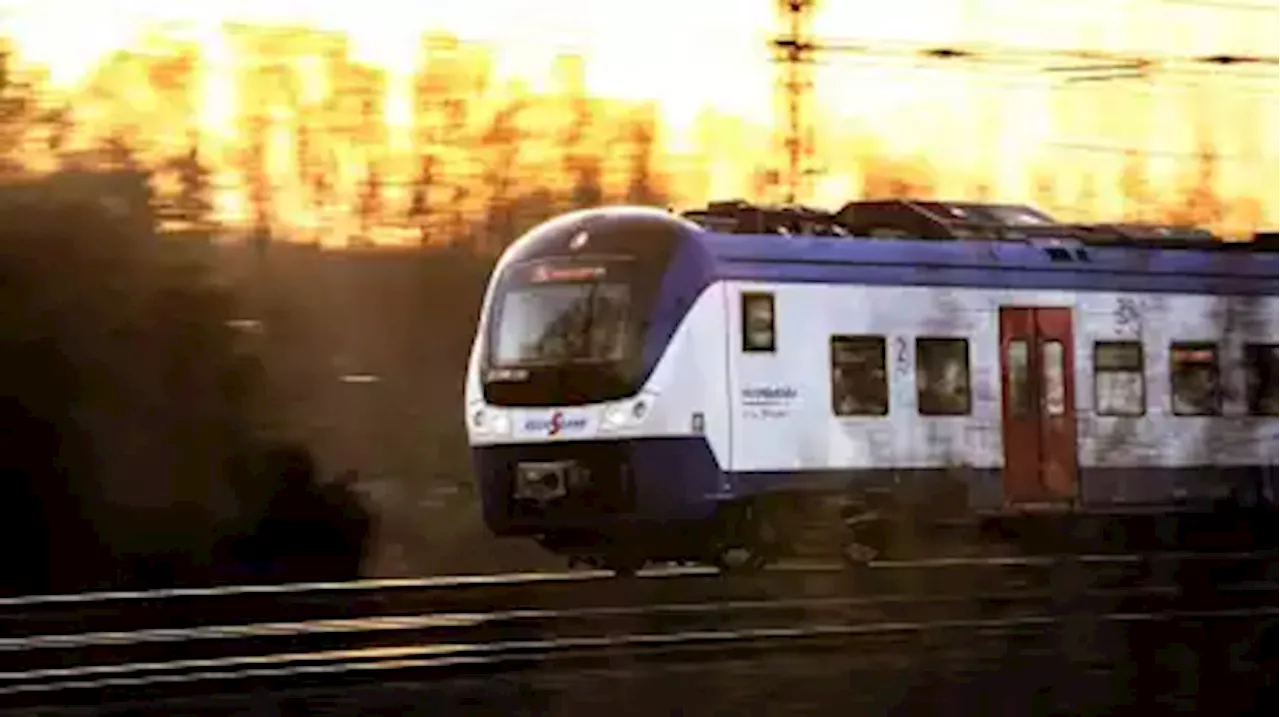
[894,336,910,377]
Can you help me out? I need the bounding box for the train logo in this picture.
[525,411,588,437]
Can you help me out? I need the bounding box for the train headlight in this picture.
[602,394,654,432]
[469,407,511,437]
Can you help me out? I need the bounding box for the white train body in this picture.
[465,206,1278,545]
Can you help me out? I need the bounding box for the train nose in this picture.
[474,437,723,536]
[474,443,636,534]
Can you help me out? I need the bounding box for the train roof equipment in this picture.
[1250,231,1278,251]
[680,198,1276,254]
[680,199,850,237]
[834,199,1060,241]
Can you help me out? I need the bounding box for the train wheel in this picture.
[839,541,879,567]
[840,505,886,568]
[601,551,646,577]
[708,500,777,574]
[712,544,768,574]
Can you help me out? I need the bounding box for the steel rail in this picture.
[1,584,1207,653]
[2,549,1270,608]
[1,606,1272,699]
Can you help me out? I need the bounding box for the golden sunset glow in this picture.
[1,0,1275,243]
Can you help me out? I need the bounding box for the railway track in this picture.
[0,550,1273,712]
[2,548,1270,636]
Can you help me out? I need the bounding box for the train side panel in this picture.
[722,281,1278,512]
[629,283,735,509]
[1078,292,1278,507]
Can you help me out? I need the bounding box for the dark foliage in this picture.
[221,442,374,584]
[0,171,372,596]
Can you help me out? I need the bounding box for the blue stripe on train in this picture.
[694,232,1278,296]
[473,437,1278,535]
[631,228,1276,408]
[712,260,1275,296]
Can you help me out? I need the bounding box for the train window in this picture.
[741,292,776,353]
[830,336,888,416]
[1042,340,1066,416]
[1094,341,1145,416]
[916,338,971,415]
[1245,343,1278,416]
[1006,340,1030,417]
[1169,342,1221,416]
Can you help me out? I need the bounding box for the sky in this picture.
[0,0,1275,229]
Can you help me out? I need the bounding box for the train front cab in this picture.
[464,208,729,546]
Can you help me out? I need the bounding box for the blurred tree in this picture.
[503,187,560,240]
[243,114,272,240]
[408,154,436,245]
[568,155,605,209]
[358,162,384,240]
[42,105,73,155]
[296,122,328,234]
[157,140,216,235]
[1119,149,1152,223]
[619,112,670,206]
[559,88,601,211]
[1174,145,1225,228]
[448,184,472,244]
[413,96,466,244]
[98,132,141,172]
[0,47,33,169]
[479,99,527,253]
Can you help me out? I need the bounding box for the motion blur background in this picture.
[0,0,1275,589]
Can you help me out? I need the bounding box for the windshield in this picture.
[481,253,667,406]
[490,280,632,367]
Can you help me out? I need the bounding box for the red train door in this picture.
[998,307,1079,506]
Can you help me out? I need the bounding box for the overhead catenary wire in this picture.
[769,0,1277,203]
[1159,0,1278,11]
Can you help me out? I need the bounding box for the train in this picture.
[464,198,1279,574]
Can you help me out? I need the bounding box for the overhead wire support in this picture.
[767,1,1277,204]
[770,0,819,205]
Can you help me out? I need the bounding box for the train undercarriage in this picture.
[530,492,1277,576]
[531,492,995,575]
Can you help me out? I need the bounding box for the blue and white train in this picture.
[464,199,1279,572]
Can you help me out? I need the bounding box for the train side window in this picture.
[1094,341,1145,416]
[830,336,888,416]
[1169,342,1221,416]
[1245,343,1278,416]
[1042,340,1066,416]
[1006,340,1031,417]
[741,292,775,353]
[916,338,971,415]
